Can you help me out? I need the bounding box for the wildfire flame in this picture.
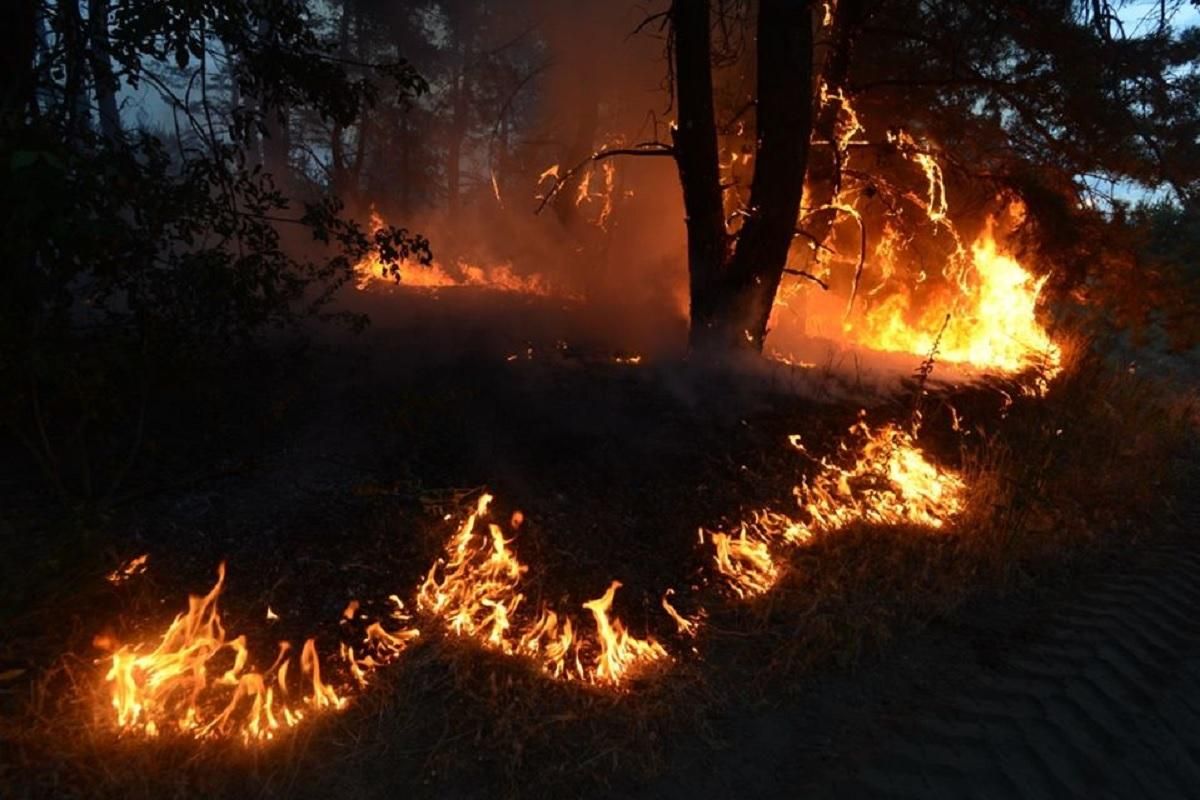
[107,553,149,584]
[779,78,1062,383]
[417,494,667,685]
[843,222,1062,377]
[99,564,417,743]
[354,210,553,295]
[708,414,965,597]
[660,589,701,636]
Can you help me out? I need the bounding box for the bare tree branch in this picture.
[534,141,674,214]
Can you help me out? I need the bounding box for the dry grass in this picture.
[2,346,1195,800]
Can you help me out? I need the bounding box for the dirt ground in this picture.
[620,495,1200,799]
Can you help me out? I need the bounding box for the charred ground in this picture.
[2,289,1194,798]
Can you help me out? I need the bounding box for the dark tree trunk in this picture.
[60,0,91,138]
[673,0,814,355]
[1,0,37,120]
[348,10,370,198]
[399,114,412,214]
[446,49,468,225]
[551,60,599,231]
[87,0,120,140]
[263,107,290,180]
[255,15,290,182]
[330,2,352,198]
[671,0,728,349]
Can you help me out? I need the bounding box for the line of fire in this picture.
[3,1,1199,798]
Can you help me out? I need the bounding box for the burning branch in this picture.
[799,203,867,313]
[782,266,829,291]
[534,141,674,215]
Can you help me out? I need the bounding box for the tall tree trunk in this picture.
[672,0,729,350]
[257,16,289,182]
[263,108,290,180]
[87,0,120,140]
[724,0,814,346]
[330,1,352,198]
[399,114,412,214]
[1,0,38,121]
[446,49,468,225]
[348,9,370,200]
[673,0,814,355]
[60,0,91,139]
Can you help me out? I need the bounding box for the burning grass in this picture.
[417,494,668,685]
[353,210,559,297]
[2,338,1195,799]
[707,414,968,598]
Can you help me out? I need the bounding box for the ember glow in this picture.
[354,210,553,295]
[99,564,417,743]
[417,494,667,685]
[107,553,149,584]
[709,415,965,598]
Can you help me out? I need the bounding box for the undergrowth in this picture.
[2,348,1195,800]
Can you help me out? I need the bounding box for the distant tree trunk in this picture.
[222,38,256,163]
[398,113,412,214]
[263,108,290,180]
[330,1,352,198]
[59,0,91,138]
[446,48,469,224]
[1,0,38,120]
[551,63,599,231]
[87,0,120,140]
[348,11,370,199]
[257,16,289,182]
[673,0,814,354]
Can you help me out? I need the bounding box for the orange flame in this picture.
[779,89,1061,384]
[708,414,965,597]
[107,553,149,584]
[660,589,700,636]
[843,221,1062,378]
[354,210,554,296]
[708,528,780,599]
[417,495,667,685]
[100,564,418,743]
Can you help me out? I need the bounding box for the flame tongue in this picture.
[843,224,1062,377]
[418,495,667,685]
[354,210,554,295]
[103,564,335,741]
[709,415,966,598]
[101,562,419,743]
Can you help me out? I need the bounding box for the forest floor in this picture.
[1,288,1196,799]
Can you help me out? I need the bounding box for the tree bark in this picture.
[671,0,729,350]
[263,107,290,180]
[330,1,352,198]
[724,0,814,346]
[87,0,121,140]
[673,0,814,355]
[60,0,91,139]
[2,0,38,121]
[256,16,290,182]
[446,47,468,225]
[348,10,370,198]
